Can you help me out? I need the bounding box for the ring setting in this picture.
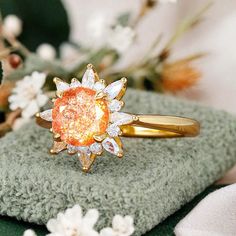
[36,64,200,172]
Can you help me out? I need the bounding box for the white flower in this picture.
[100,215,134,236]
[59,42,79,61]
[23,229,37,236]
[46,204,99,236]
[8,71,48,118]
[23,204,135,236]
[12,117,31,131]
[36,43,56,61]
[107,25,135,54]
[85,14,112,48]
[3,14,22,37]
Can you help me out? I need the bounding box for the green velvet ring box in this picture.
[0,89,236,236]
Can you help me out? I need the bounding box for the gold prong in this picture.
[53,77,62,84]
[35,112,40,118]
[132,115,139,121]
[71,77,78,83]
[52,98,56,103]
[99,79,106,85]
[117,151,124,158]
[121,77,127,84]
[96,150,103,156]
[120,101,125,107]
[53,133,60,139]
[82,166,89,173]
[118,130,123,136]
[56,91,63,98]
[116,78,127,100]
[49,149,56,154]
[93,133,107,142]
[87,63,93,69]
[49,128,53,133]
[95,92,107,100]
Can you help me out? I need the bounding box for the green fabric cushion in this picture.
[0,185,223,236]
[0,89,236,236]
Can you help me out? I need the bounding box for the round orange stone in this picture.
[52,87,109,146]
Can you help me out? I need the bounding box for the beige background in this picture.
[62,0,236,115]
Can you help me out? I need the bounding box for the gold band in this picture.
[121,115,200,138]
[36,114,200,138]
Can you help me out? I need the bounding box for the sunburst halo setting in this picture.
[37,64,135,172]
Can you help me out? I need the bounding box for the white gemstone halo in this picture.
[36,64,136,172]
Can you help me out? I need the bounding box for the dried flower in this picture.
[107,25,135,54]
[8,54,22,69]
[8,71,48,118]
[3,15,22,37]
[0,81,15,108]
[161,59,201,92]
[36,43,56,61]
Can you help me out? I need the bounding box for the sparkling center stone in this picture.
[52,87,109,146]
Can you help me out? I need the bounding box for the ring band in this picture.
[120,115,200,138]
[36,64,200,172]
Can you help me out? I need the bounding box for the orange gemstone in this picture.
[52,87,109,146]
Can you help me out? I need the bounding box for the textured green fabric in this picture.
[0,185,223,236]
[0,89,236,236]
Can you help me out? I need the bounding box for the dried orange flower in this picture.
[161,59,201,92]
[0,82,15,108]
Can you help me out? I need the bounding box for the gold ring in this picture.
[36,64,200,172]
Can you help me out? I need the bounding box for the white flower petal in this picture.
[22,100,39,118]
[3,15,22,37]
[47,219,58,233]
[12,118,30,131]
[112,215,125,231]
[100,228,115,236]
[110,112,133,125]
[102,137,122,156]
[9,102,19,111]
[36,93,49,107]
[83,209,99,228]
[36,43,56,61]
[23,229,37,236]
[107,25,135,54]
[82,68,95,88]
[39,109,52,121]
[104,79,124,100]
[64,204,82,225]
[31,71,47,91]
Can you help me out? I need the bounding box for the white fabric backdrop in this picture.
[62,0,236,114]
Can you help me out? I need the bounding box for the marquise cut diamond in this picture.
[102,137,120,155]
[104,79,124,100]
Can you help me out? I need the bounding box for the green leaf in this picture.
[116,12,131,26]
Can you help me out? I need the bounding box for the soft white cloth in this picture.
[174,184,236,236]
